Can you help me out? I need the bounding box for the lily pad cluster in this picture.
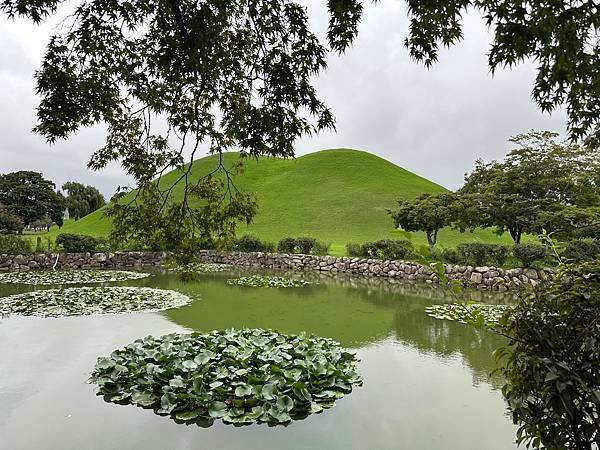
[425,303,509,327]
[0,286,192,317]
[89,328,362,425]
[226,275,311,288]
[167,262,231,274]
[0,269,150,285]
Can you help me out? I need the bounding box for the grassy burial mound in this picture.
[41,149,518,254]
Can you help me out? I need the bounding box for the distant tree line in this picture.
[389,131,600,249]
[0,171,105,234]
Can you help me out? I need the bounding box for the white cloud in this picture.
[0,0,566,196]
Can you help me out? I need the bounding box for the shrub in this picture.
[345,239,415,261]
[235,234,275,253]
[513,244,547,268]
[295,237,316,254]
[276,236,317,254]
[56,233,105,253]
[500,262,600,448]
[457,243,510,267]
[311,241,331,255]
[0,234,33,254]
[346,242,363,257]
[277,237,297,253]
[0,210,24,234]
[561,239,600,262]
[430,247,461,264]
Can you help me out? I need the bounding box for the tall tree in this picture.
[2,0,600,252]
[389,192,457,248]
[62,181,105,220]
[459,131,600,244]
[0,171,65,227]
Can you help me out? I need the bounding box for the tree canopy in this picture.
[458,131,600,244]
[389,192,457,248]
[2,0,600,249]
[0,202,24,234]
[0,171,65,228]
[62,181,105,220]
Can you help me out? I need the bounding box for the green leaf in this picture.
[208,401,228,419]
[276,395,294,412]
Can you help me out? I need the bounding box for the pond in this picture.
[0,267,519,450]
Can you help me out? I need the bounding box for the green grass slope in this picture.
[39,149,523,254]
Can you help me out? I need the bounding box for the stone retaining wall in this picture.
[0,251,167,271]
[0,250,552,290]
[199,250,553,291]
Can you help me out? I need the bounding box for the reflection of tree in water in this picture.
[152,266,509,387]
[307,273,509,388]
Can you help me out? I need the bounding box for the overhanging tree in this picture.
[2,0,600,250]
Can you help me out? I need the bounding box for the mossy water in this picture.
[0,267,519,449]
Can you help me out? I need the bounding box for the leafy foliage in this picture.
[0,269,149,285]
[498,262,600,449]
[166,262,231,276]
[389,192,457,248]
[0,234,33,254]
[107,176,257,260]
[459,132,600,244]
[456,243,510,267]
[62,181,105,220]
[234,235,275,253]
[561,239,600,262]
[89,328,362,425]
[0,171,65,227]
[425,303,508,328]
[310,241,331,256]
[346,239,417,261]
[56,233,105,253]
[227,275,311,288]
[276,237,317,254]
[0,286,191,317]
[512,244,547,268]
[0,206,24,234]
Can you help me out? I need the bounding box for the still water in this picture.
[0,268,518,450]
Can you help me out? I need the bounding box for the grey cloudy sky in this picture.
[0,0,566,197]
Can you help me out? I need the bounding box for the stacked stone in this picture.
[199,251,553,291]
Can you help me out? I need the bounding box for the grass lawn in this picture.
[27,149,532,255]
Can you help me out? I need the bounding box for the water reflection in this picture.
[0,267,519,450]
[137,268,510,386]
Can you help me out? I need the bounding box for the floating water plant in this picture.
[425,303,509,327]
[0,269,150,285]
[226,275,311,288]
[90,328,362,425]
[167,262,231,274]
[0,286,192,317]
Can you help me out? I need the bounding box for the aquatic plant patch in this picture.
[0,269,150,285]
[0,287,192,317]
[425,303,509,327]
[90,328,362,425]
[226,275,311,288]
[167,262,231,274]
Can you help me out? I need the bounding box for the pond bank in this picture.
[0,250,551,291]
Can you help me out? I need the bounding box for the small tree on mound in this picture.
[389,192,456,248]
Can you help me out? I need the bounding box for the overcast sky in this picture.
[0,0,566,197]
